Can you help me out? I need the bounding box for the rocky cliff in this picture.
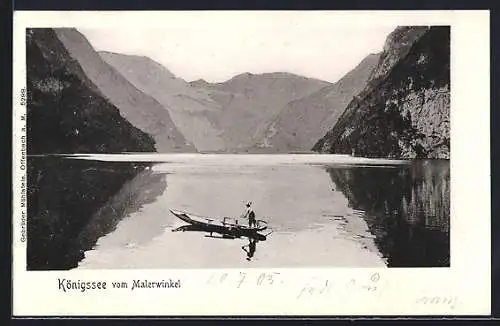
[256,53,380,152]
[314,26,450,158]
[53,28,194,152]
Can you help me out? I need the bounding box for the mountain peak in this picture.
[369,26,429,82]
[189,78,211,87]
[51,28,192,152]
[225,71,320,81]
[99,51,177,80]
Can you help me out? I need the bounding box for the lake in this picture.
[26,154,450,270]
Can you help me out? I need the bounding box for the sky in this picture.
[79,15,396,84]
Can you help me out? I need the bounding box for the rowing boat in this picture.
[169,209,268,234]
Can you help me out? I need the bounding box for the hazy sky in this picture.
[79,18,396,83]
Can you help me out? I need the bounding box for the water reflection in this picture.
[27,157,166,270]
[172,224,267,261]
[327,160,450,267]
[74,168,167,262]
[29,155,449,269]
[242,237,258,261]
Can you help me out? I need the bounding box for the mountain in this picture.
[191,72,331,150]
[255,53,380,152]
[99,52,225,151]
[26,28,159,269]
[101,53,330,152]
[26,28,155,154]
[368,26,430,83]
[313,26,450,159]
[52,28,194,152]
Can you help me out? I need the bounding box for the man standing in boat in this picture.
[242,201,257,227]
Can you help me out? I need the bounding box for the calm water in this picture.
[27,154,450,269]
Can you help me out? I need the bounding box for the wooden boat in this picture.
[169,209,268,236]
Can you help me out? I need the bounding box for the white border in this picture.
[12,10,491,316]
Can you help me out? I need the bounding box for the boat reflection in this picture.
[172,224,268,261]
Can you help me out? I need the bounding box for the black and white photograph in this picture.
[24,21,451,270]
[12,10,492,316]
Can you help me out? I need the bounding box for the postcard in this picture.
[12,10,490,316]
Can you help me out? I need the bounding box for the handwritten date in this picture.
[206,272,282,288]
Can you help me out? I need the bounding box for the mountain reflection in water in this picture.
[27,157,167,270]
[28,155,449,269]
[327,160,450,267]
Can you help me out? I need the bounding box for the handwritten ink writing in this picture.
[297,279,332,299]
[415,296,458,309]
[370,273,380,282]
[236,272,246,288]
[205,271,282,288]
[296,272,383,300]
[256,272,280,286]
[204,271,384,301]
